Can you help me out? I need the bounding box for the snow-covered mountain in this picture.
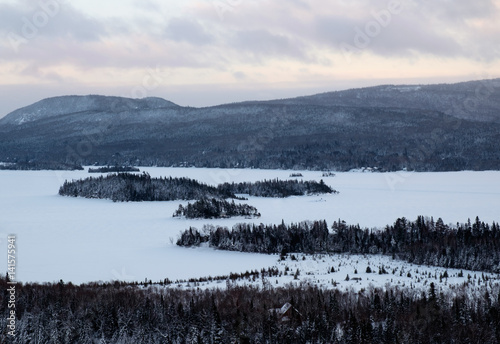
[0,80,499,171]
[0,95,179,126]
[265,79,500,123]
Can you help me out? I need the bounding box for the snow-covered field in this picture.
[0,167,499,285]
[168,253,500,297]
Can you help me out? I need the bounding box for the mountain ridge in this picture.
[0,95,179,126]
[263,78,500,123]
[3,78,500,125]
[1,79,499,171]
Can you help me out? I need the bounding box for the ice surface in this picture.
[0,168,499,285]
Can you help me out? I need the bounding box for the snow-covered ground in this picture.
[0,167,499,285]
[167,253,500,297]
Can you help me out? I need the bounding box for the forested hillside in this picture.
[1,79,500,171]
[1,276,499,343]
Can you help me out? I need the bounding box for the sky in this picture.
[1,0,500,116]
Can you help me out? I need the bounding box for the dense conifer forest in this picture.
[217,179,336,197]
[173,198,261,219]
[58,173,335,202]
[58,172,235,202]
[0,161,83,171]
[1,275,499,343]
[178,216,500,272]
[88,165,140,173]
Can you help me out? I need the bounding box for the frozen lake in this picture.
[0,167,499,284]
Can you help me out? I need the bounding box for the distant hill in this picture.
[1,79,499,171]
[265,79,500,123]
[0,95,179,126]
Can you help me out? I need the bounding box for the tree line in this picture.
[58,172,235,202]
[1,275,498,343]
[88,165,140,173]
[177,216,500,272]
[0,161,83,171]
[173,198,261,219]
[59,173,335,202]
[217,179,337,198]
